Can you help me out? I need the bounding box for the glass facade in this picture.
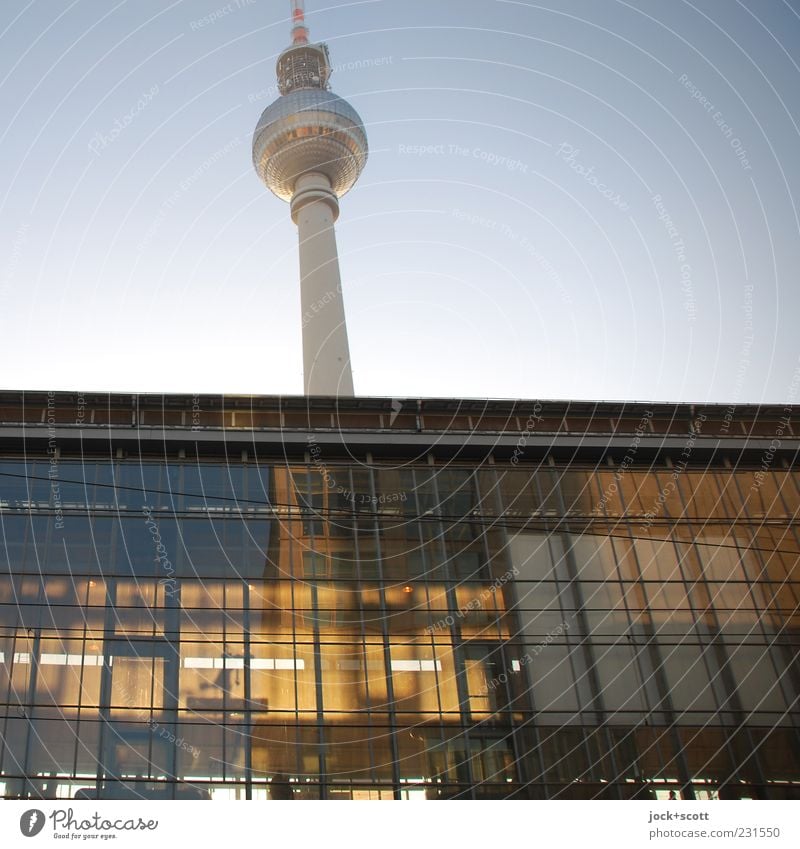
[0,396,798,799]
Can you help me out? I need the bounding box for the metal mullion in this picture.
[616,472,694,799]
[429,469,476,798]
[471,466,507,646]
[24,484,50,799]
[534,472,587,713]
[664,470,749,796]
[146,646,158,784]
[0,586,19,784]
[713,471,791,795]
[773,469,800,771]
[495,465,547,795]
[428,612,446,734]
[348,468,378,786]
[662,474,735,726]
[220,578,228,785]
[749,467,800,726]
[721,472,797,724]
[21,627,41,799]
[551,469,615,797]
[2,628,25,792]
[589,469,661,790]
[275,468,301,783]
[368,464,402,799]
[671,471,764,796]
[243,578,253,799]
[96,560,119,796]
[72,569,93,786]
[285,492,302,784]
[304,465,326,798]
[722,517,800,775]
[412,473,448,792]
[474,463,527,794]
[163,463,182,797]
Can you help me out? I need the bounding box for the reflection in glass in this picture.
[0,459,797,798]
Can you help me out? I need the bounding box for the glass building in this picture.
[0,391,798,799]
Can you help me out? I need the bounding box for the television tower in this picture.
[253,0,368,396]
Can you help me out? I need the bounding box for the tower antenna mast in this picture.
[290,0,309,45]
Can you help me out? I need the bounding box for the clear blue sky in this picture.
[2,0,799,402]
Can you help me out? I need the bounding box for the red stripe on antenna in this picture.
[291,0,309,44]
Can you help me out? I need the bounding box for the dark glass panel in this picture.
[116,462,180,510]
[678,472,725,519]
[593,642,649,721]
[325,726,394,781]
[756,727,800,781]
[48,516,100,574]
[660,644,718,718]
[494,469,538,517]
[35,637,102,710]
[678,727,734,783]
[558,471,596,515]
[114,515,175,579]
[568,534,620,581]
[27,718,78,782]
[591,470,625,516]
[722,642,788,714]
[0,717,29,787]
[538,728,590,782]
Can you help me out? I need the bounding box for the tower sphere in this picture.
[252,75,368,202]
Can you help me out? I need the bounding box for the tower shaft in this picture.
[291,172,354,395]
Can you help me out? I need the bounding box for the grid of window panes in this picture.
[0,458,798,799]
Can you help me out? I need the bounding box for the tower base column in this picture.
[291,172,354,397]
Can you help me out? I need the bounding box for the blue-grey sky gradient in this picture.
[2,0,799,401]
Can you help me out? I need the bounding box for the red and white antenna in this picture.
[291,0,309,45]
